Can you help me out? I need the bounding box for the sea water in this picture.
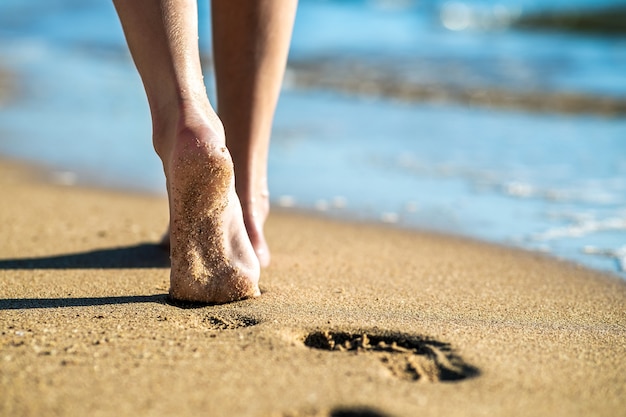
[0,0,625,276]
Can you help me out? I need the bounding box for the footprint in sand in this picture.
[303,330,478,383]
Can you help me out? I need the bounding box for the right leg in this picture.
[113,0,260,303]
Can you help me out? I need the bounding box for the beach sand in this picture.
[0,158,624,417]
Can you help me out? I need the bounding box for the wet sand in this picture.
[0,158,625,417]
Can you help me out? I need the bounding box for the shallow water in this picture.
[0,0,625,276]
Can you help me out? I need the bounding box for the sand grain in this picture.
[0,159,625,417]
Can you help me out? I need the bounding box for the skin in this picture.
[213,1,296,268]
[113,0,296,303]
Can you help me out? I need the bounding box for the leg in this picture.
[113,0,260,303]
[212,0,298,268]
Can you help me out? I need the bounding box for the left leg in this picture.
[212,0,298,268]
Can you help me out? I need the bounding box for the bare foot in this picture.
[239,187,271,268]
[159,179,272,269]
[163,126,260,304]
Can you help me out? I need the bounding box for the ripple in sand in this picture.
[203,314,259,330]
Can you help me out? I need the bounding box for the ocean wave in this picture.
[287,58,626,116]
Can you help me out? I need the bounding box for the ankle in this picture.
[235,170,269,207]
[151,98,224,162]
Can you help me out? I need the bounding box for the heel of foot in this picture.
[167,135,260,304]
[170,140,233,209]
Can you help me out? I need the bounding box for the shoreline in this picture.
[1,157,625,417]
[3,154,624,281]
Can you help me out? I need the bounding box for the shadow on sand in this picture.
[0,243,170,270]
[0,243,172,310]
[0,294,169,310]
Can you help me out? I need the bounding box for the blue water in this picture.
[0,0,625,276]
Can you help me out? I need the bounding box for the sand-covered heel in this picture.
[167,135,260,304]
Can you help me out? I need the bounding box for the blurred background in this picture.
[0,0,625,276]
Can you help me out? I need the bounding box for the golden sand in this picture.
[167,140,259,303]
[0,159,624,417]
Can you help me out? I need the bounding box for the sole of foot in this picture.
[167,131,260,304]
[160,198,272,268]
